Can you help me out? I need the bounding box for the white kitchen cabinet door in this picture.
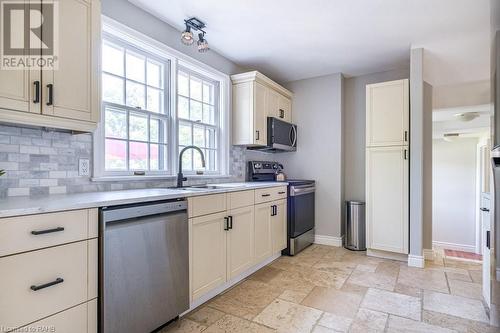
[366,79,409,147]
[0,69,40,114]
[278,94,292,122]
[227,206,255,279]
[267,88,280,119]
[189,212,227,301]
[42,0,100,123]
[254,202,273,262]
[366,146,409,254]
[271,199,287,253]
[253,81,268,145]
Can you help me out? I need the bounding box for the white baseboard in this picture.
[432,241,476,253]
[408,254,425,268]
[367,249,408,262]
[183,252,281,315]
[423,248,434,261]
[314,234,343,247]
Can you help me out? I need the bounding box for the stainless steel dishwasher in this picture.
[99,199,189,333]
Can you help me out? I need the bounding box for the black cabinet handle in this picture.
[31,226,64,235]
[262,194,270,197]
[224,217,229,231]
[278,191,286,194]
[279,109,284,118]
[46,84,53,106]
[271,205,277,216]
[228,216,233,229]
[256,130,260,141]
[404,131,408,142]
[480,207,490,212]
[30,277,64,291]
[487,230,491,249]
[33,81,40,103]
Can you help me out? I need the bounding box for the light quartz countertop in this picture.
[0,182,288,218]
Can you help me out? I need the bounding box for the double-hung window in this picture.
[95,21,229,179]
[101,37,170,175]
[177,69,219,173]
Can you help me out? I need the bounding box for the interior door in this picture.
[254,202,272,262]
[481,194,491,306]
[366,146,409,253]
[227,206,255,279]
[42,0,98,122]
[366,79,409,147]
[272,199,287,253]
[190,212,227,301]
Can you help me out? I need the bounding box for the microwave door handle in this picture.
[290,126,297,147]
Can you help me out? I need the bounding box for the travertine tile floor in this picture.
[162,245,500,333]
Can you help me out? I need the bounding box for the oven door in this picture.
[289,185,315,237]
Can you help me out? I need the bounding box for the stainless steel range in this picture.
[247,161,315,255]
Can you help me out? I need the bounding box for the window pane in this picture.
[203,104,215,125]
[203,82,214,104]
[208,149,216,171]
[179,122,192,146]
[102,43,123,76]
[181,147,192,171]
[178,71,189,96]
[129,141,148,170]
[150,144,168,171]
[178,96,189,119]
[147,61,162,88]
[105,108,127,139]
[129,113,148,141]
[193,125,205,147]
[147,87,161,113]
[126,80,146,109]
[150,118,159,142]
[102,74,124,104]
[206,128,216,148]
[105,139,127,170]
[193,149,204,170]
[190,77,202,101]
[126,52,145,83]
[190,100,202,122]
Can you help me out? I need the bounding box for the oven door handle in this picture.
[290,187,315,196]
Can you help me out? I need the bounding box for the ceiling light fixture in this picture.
[454,112,480,122]
[197,33,209,53]
[180,17,209,53]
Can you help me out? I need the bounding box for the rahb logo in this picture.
[1,0,59,70]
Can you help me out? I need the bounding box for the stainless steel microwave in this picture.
[249,117,297,152]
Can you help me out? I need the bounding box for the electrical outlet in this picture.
[79,158,90,176]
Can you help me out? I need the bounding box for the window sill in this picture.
[91,174,232,182]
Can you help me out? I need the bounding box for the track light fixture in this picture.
[181,17,209,53]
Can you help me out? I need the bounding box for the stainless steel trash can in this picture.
[344,201,366,251]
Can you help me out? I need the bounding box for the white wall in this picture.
[433,138,478,251]
[279,73,344,238]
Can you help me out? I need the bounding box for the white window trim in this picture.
[93,16,231,180]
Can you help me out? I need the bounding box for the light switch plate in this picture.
[79,158,90,176]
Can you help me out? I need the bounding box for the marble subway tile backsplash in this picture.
[0,124,246,198]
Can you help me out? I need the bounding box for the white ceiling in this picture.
[129,0,491,85]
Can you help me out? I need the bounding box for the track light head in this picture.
[197,33,209,53]
[181,24,194,45]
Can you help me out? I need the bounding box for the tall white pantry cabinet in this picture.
[365,79,410,255]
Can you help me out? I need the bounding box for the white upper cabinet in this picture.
[0,0,101,132]
[366,79,409,147]
[231,71,293,146]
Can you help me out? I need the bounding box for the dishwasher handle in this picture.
[101,200,187,223]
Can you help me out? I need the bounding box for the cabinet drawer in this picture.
[16,300,96,333]
[255,186,287,204]
[0,209,96,257]
[0,241,88,329]
[227,190,255,209]
[188,193,226,218]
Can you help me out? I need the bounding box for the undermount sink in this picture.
[169,183,249,191]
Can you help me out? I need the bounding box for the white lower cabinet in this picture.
[189,212,228,301]
[272,199,287,253]
[227,206,255,279]
[366,146,409,254]
[189,188,287,302]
